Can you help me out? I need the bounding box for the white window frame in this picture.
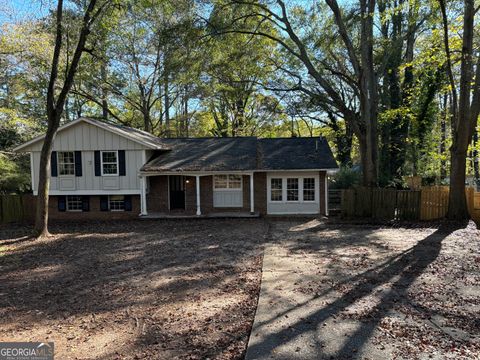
[66,195,83,212]
[108,195,125,211]
[58,151,75,176]
[270,178,283,202]
[213,174,243,191]
[268,175,318,203]
[286,178,300,202]
[303,177,316,202]
[101,150,119,176]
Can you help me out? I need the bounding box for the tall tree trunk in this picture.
[101,59,108,120]
[164,72,170,137]
[440,0,479,220]
[440,94,448,180]
[34,0,102,237]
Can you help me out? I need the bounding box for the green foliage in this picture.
[330,167,362,190]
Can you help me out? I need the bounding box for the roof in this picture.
[13,117,167,151]
[258,137,337,170]
[141,137,258,172]
[141,136,338,172]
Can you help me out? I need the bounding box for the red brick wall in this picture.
[147,176,169,212]
[254,172,267,215]
[146,174,268,215]
[47,195,140,220]
[319,171,326,215]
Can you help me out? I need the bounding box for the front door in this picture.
[169,175,185,210]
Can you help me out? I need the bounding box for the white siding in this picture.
[213,191,243,207]
[29,122,148,195]
[27,122,148,152]
[266,172,320,215]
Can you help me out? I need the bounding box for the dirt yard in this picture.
[0,219,268,360]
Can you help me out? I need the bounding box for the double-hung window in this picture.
[109,195,125,211]
[286,178,299,201]
[58,152,75,176]
[270,178,283,201]
[101,151,118,176]
[303,178,315,201]
[66,195,83,211]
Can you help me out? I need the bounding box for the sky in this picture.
[0,0,50,25]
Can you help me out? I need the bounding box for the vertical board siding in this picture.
[28,122,147,193]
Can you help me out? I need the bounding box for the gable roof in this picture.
[141,136,338,173]
[141,137,258,172]
[13,117,167,151]
[258,137,337,170]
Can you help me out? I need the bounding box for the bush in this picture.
[330,166,361,189]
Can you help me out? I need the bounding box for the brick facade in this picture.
[146,173,269,215]
[47,195,141,220]
[319,171,326,215]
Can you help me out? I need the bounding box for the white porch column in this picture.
[196,175,201,216]
[140,175,148,216]
[324,173,329,216]
[250,173,254,214]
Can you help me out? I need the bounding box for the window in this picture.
[58,152,75,176]
[287,178,299,201]
[303,178,315,201]
[101,151,118,175]
[66,195,82,211]
[271,178,283,201]
[214,175,242,189]
[109,195,125,211]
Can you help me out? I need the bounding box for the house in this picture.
[13,117,338,219]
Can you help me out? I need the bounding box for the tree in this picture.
[34,0,112,238]
[439,0,480,219]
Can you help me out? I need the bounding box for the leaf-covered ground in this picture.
[250,219,480,360]
[0,219,267,360]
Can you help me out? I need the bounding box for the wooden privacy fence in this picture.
[342,186,480,222]
[0,194,36,224]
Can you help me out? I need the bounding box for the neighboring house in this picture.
[14,117,338,219]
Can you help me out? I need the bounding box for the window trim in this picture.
[270,178,283,202]
[268,175,318,204]
[66,195,83,212]
[108,195,125,212]
[302,177,316,202]
[57,151,75,177]
[286,178,300,203]
[213,174,243,191]
[101,150,119,176]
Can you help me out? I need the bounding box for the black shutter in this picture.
[58,196,66,212]
[51,151,58,177]
[94,151,101,176]
[124,195,132,211]
[74,151,82,177]
[119,150,126,176]
[100,196,109,211]
[82,196,90,212]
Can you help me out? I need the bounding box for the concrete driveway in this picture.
[246,219,480,360]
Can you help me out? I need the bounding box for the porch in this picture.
[139,172,259,217]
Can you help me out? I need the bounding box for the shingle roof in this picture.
[258,137,337,170]
[141,136,338,172]
[141,137,258,172]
